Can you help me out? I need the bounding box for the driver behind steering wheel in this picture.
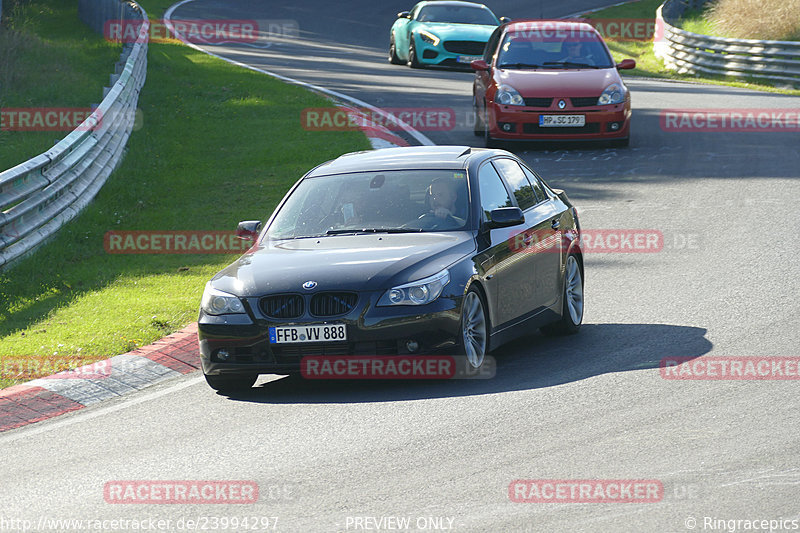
[426,178,465,227]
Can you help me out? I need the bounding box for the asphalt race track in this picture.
[2,1,799,532]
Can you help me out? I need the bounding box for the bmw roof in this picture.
[308,145,495,175]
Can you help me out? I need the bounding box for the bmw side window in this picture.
[521,166,548,203]
[492,159,536,211]
[478,163,513,222]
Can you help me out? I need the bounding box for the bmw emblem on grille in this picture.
[558,99,566,109]
[302,281,317,290]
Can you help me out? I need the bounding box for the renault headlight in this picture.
[378,269,450,306]
[598,83,625,105]
[495,85,524,106]
[418,30,440,46]
[201,283,245,315]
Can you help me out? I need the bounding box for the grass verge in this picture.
[704,0,800,41]
[0,0,370,388]
[0,1,122,170]
[585,0,800,96]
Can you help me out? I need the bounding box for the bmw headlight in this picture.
[598,83,625,105]
[378,269,450,306]
[201,283,245,315]
[418,30,440,46]
[495,85,524,106]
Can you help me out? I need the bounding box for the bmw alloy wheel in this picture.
[461,290,487,368]
[564,254,583,325]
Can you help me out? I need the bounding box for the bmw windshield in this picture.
[267,170,471,239]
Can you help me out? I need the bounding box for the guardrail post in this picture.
[0,0,150,270]
[656,0,800,87]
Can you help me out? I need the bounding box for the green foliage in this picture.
[0,0,370,388]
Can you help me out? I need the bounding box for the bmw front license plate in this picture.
[539,115,586,127]
[269,324,347,343]
[457,55,481,64]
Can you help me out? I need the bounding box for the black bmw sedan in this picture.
[198,145,583,391]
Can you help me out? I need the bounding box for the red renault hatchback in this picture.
[472,20,636,147]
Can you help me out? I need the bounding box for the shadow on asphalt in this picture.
[219,322,711,404]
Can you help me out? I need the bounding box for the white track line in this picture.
[0,376,203,444]
[163,0,434,146]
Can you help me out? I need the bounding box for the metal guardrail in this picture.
[655,0,800,86]
[0,1,148,270]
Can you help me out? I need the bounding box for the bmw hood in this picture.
[497,68,623,98]
[211,232,476,296]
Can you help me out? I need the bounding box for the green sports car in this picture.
[389,1,508,69]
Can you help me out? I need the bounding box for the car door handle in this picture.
[551,218,560,230]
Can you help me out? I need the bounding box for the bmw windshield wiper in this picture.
[325,228,423,235]
[542,61,600,69]
[271,234,328,240]
[498,62,542,69]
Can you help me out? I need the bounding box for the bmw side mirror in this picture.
[499,17,511,24]
[616,59,636,70]
[397,11,411,19]
[471,59,490,71]
[487,207,524,229]
[236,220,262,241]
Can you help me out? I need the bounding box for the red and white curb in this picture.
[339,105,409,148]
[1,1,430,433]
[0,323,200,433]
